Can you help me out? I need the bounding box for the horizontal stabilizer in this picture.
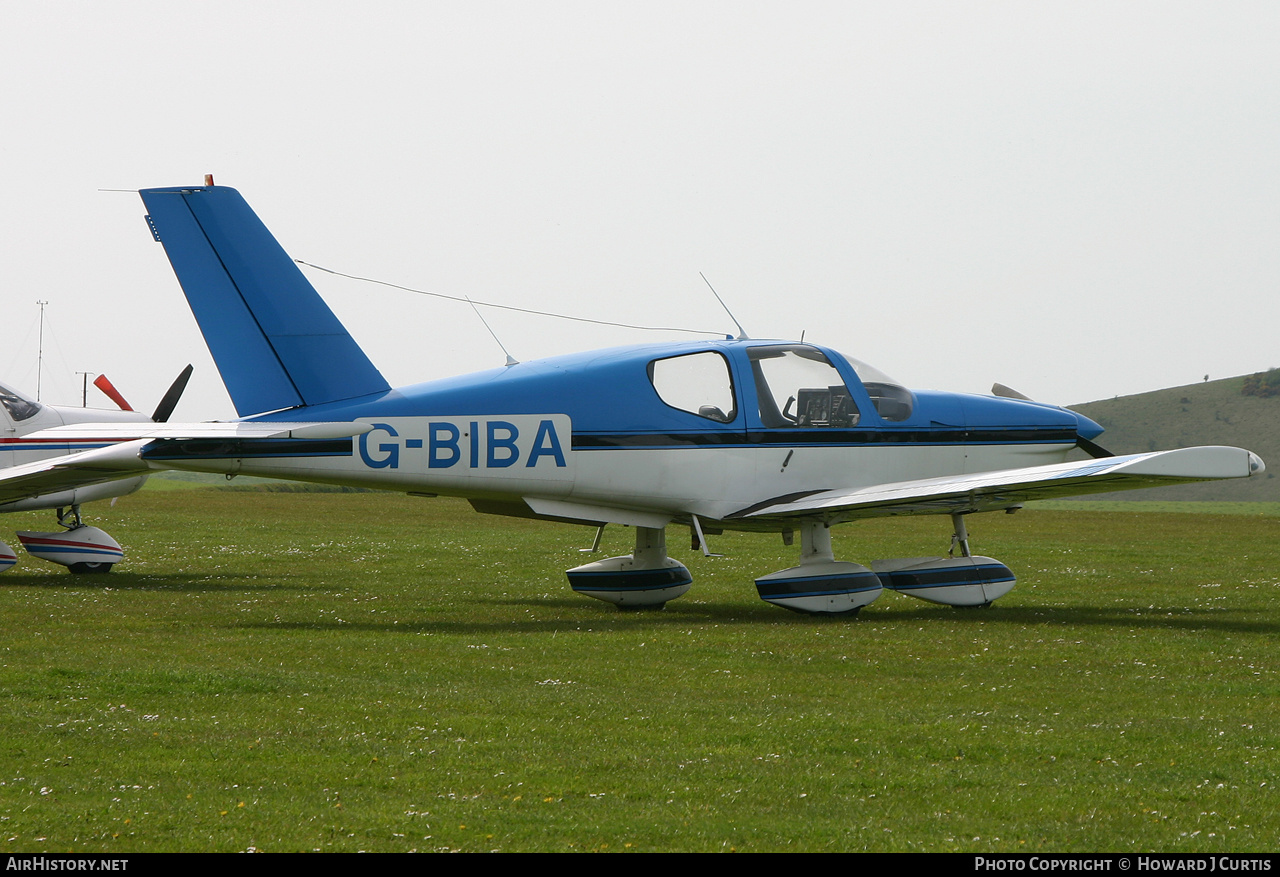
[140,186,390,416]
[0,440,151,507]
[26,421,376,442]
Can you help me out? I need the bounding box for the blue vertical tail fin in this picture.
[140,185,390,417]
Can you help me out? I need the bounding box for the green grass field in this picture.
[2,489,1277,852]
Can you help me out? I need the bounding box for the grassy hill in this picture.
[1067,371,1280,501]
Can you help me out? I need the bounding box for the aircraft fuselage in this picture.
[140,339,1095,530]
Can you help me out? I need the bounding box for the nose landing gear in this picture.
[872,513,1015,607]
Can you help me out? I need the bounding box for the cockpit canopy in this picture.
[645,343,915,428]
[747,345,915,426]
[0,381,41,422]
[747,344,860,427]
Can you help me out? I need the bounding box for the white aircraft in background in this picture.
[1,366,362,573]
[0,372,187,571]
[2,183,1265,617]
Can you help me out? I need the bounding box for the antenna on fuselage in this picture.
[466,296,518,367]
[700,273,749,340]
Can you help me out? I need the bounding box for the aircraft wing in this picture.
[729,446,1265,523]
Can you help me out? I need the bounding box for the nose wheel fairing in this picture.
[872,556,1015,607]
[869,513,1017,607]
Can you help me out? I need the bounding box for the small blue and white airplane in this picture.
[1,183,1266,615]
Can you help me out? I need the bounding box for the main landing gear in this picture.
[754,522,883,616]
[566,526,691,609]
[562,513,1017,615]
[10,504,123,574]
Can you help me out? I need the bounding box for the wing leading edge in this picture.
[730,446,1265,524]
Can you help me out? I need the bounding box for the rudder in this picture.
[140,185,390,416]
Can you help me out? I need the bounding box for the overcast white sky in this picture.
[3,2,1277,421]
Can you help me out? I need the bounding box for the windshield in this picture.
[841,355,899,387]
[0,381,41,422]
[835,353,914,422]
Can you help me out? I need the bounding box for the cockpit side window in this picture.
[747,345,860,428]
[0,382,41,422]
[647,351,737,423]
